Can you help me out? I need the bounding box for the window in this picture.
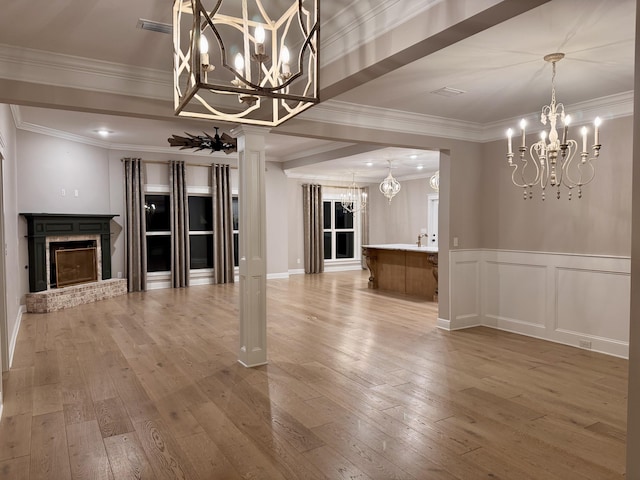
[188,196,213,269]
[323,200,356,260]
[145,194,171,272]
[232,195,239,267]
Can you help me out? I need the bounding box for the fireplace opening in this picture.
[50,240,98,288]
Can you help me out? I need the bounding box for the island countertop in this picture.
[362,245,438,300]
[362,243,438,253]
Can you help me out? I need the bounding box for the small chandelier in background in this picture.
[429,170,439,192]
[341,174,367,213]
[380,161,401,203]
[506,53,602,200]
[172,0,319,127]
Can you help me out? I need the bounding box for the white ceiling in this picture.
[0,0,635,180]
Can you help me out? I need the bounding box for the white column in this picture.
[231,125,270,367]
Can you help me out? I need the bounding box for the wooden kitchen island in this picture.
[362,244,438,300]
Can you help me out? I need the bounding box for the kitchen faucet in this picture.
[417,233,428,247]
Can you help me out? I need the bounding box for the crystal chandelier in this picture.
[172,0,319,127]
[506,53,602,200]
[379,161,401,203]
[429,171,439,192]
[341,174,367,213]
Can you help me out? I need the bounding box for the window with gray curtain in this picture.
[123,157,147,292]
[212,164,234,283]
[170,160,190,288]
[303,184,324,274]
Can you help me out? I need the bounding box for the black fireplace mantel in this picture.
[21,213,118,292]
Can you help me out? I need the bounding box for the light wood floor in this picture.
[0,270,628,479]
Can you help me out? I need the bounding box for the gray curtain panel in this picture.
[360,186,370,269]
[303,184,324,274]
[170,160,190,288]
[212,164,234,284]
[123,157,147,292]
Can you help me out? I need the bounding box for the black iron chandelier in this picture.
[172,0,320,127]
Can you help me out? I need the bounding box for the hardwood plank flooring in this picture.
[0,270,628,479]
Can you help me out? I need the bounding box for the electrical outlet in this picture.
[579,340,592,349]
[74,189,79,197]
[453,237,459,247]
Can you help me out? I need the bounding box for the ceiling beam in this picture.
[282,143,385,171]
[320,0,552,101]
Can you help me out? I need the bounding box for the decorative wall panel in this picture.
[448,250,630,358]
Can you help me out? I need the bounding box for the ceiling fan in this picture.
[168,127,237,154]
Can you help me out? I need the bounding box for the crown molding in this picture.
[321,0,440,66]
[0,43,172,100]
[321,0,401,65]
[481,90,634,142]
[302,91,634,144]
[301,100,486,142]
[276,141,357,163]
[16,117,111,149]
[9,104,21,129]
[12,108,233,158]
[2,40,633,151]
[284,169,433,183]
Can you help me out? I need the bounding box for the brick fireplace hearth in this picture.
[21,213,127,313]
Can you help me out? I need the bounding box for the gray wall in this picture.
[480,115,632,256]
[17,130,112,214]
[368,176,436,245]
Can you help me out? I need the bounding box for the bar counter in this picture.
[362,244,438,300]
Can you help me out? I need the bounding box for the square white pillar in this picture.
[231,125,270,367]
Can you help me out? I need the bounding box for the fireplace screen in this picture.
[55,247,98,288]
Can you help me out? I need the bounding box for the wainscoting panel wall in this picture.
[447,251,481,330]
[484,259,548,336]
[448,250,630,358]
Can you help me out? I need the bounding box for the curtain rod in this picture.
[121,158,238,169]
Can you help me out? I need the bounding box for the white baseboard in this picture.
[324,263,364,273]
[8,305,25,369]
[288,266,364,275]
[436,318,451,330]
[267,272,290,280]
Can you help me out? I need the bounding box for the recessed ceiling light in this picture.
[95,129,113,137]
[410,155,418,159]
[417,165,424,170]
[365,162,373,167]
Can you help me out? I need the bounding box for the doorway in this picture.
[427,193,439,247]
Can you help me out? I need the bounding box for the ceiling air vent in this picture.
[137,19,173,35]
[430,86,466,97]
